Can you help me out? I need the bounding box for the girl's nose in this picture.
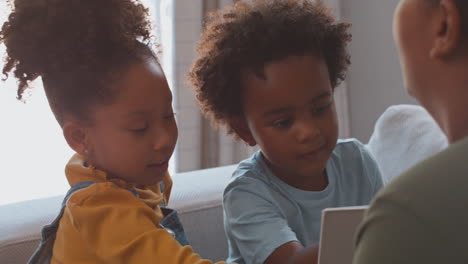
[152,122,178,151]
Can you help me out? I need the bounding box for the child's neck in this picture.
[265,159,328,191]
[285,170,328,192]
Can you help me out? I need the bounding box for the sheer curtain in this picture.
[160,0,257,173]
[200,0,258,169]
[325,0,351,139]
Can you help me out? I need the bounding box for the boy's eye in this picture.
[312,103,332,115]
[272,118,292,128]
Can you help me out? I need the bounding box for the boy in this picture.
[189,1,383,264]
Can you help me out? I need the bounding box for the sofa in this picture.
[0,105,448,263]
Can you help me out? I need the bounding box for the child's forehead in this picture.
[94,88,172,122]
[243,56,329,89]
[243,55,325,76]
[120,59,165,86]
[98,60,172,114]
[240,55,332,109]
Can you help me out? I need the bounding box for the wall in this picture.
[341,0,417,142]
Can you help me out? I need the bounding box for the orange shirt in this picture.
[52,154,229,264]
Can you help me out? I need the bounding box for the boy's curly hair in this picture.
[189,0,351,135]
[1,0,156,125]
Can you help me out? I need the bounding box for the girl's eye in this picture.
[130,126,148,133]
[164,112,176,120]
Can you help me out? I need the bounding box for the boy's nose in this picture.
[295,120,320,144]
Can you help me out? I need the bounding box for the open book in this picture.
[318,206,368,264]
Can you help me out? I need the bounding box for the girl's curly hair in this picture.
[1,0,156,125]
[189,0,351,135]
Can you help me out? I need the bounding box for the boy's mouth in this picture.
[297,144,327,159]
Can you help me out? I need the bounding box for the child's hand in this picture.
[265,242,319,264]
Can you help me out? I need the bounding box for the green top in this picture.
[353,136,468,264]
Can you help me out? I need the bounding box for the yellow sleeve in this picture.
[58,183,229,264]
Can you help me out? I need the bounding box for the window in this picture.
[0,0,165,206]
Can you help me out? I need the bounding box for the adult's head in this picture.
[393,0,468,142]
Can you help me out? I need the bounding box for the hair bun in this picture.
[1,0,152,99]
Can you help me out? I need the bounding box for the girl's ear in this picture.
[430,0,463,59]
[229,117,257,147]
[63,121,92,157]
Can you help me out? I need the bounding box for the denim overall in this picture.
[27,181,189,264]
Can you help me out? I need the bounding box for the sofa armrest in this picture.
[0,195,63,264]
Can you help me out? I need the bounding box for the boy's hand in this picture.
[264,241,319,264]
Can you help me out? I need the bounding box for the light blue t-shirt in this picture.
[223,139,384,264]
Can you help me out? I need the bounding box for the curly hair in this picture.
[188,0,351,135]
[1,0,156,125]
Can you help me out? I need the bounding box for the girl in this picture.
[1,0,230,263]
